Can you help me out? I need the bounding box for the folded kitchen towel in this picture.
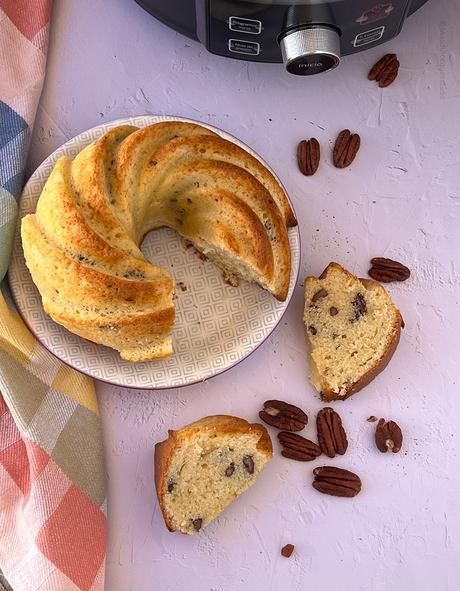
[0,3,107,590]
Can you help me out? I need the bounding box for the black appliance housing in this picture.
[135,0,429,75]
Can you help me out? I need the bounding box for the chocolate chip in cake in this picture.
[167,480,176,493]
[329,306,339,316]
[243,455,254,474]
[192,518,203,531]
[311,288,328,303]
[225,463,235,477]
[308,325,317,335]
[351,293,367,321]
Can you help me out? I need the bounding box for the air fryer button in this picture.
[228,39,260,56]
[229,16,262,35]
[353,26,385,47]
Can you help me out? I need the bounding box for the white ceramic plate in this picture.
[9,116,300,389]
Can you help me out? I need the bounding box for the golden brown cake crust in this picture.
[154,415,273,532]
[22,122,294,361]
[304,262,403,402]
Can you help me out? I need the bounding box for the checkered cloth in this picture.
[0,2,107,590]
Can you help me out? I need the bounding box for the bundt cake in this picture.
[154,415,273,534]
[21,121,296,361]
[303,262,403,401]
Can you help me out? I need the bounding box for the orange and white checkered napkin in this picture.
[0,2,107,589]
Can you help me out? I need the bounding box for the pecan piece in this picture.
[375,418,403,453]
[368,53,400,88]
[333,129,361,168]
[311,288,328,303]
[297,138,320,176]
[281,544,295,558]
[225,462,235,477]
[368,257,411,283]
[278,432,321,461]
[259,400,308,432]
[316,407,348,458]
[312,466,361,497]
[243,455,255,474]
[351,292,367,321]
[192,518,203,531]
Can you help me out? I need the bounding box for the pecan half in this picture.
[312,466,361,497]
[368,53,400,88]
[375,418,403,453]
[278,432,321,461]
[333,129,361,168]
[259,400,308,432]
[368,257,411,283]
[297,138,320,176]
[316,408,348,458]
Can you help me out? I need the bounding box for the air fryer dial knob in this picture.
[280,27,340,76]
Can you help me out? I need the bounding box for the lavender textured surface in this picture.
[29,0,460,589]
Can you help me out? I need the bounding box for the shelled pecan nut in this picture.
[312,466,361,497]
[297,138,320,176]
[368,53,400,87]
[375,418,403,453]
[368,257,411,283]
[278,431,322,461]
[259,400,308,431]
[333,129,361,168]
[316,407,348,458]
[378,66,399,88]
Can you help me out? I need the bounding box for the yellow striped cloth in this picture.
[0,2,107,589]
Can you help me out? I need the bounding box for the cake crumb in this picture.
[223,272,239,287]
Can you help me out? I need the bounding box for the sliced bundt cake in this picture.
[303,262,403,401]
[21,121,295,361]
[154,415,273,535]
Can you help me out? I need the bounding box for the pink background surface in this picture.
[28,0,460,589]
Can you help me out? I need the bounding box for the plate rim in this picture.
[8,114,301,390]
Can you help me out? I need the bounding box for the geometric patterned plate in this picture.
[8,116,300,389]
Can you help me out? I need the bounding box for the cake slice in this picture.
[303,262,403,401]
[154,415,272,535]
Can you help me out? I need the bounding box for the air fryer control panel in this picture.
[206,1,412,62]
